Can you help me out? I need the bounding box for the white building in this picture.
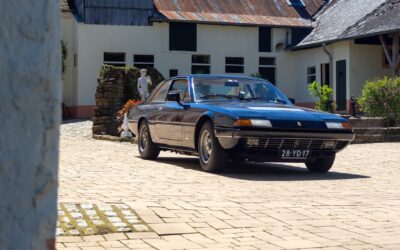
[61,0,399,118]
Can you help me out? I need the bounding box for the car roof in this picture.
[168,74,263,81]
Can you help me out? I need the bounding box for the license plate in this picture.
[280,149,310,159]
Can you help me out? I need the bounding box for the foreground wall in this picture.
[0,0,60,249]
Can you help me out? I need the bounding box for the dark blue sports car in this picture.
[128,75,355,173]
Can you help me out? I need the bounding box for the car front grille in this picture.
[240,138,350,151]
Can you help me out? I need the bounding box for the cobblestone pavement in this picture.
[57,121,400,249]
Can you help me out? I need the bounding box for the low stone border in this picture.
[92,134,136,143]
[57,203,151,236]
[353,127,400,143]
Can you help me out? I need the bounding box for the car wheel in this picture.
[305,155,335,173]
[198,121,228,172]
[138,121,160,160]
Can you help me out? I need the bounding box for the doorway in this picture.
[336,60,347,111]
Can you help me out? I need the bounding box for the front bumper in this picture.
[214,127,355,162]
[214,127,355,141]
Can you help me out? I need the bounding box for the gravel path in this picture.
[61,120,93,139]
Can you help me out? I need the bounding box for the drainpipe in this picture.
[323,43,334,110]
[322,43,333,86]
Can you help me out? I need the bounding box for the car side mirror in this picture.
[288,98,296,104]
[166,91,181,104]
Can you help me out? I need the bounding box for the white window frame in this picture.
[134,54,154,68]
[103,52,126,66]
[192,55,211,74]
[225,57,245,74]
[307,66,317,84]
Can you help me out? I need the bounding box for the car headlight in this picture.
[233,119,272,127]
[325,122,352,129]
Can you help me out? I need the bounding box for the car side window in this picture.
[168,79,190,102]
[148,80,172,103]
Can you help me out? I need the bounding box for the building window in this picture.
[307,66,316,84]
[169,22,197,51]
[225,57,244,73]
[321,63,330,86]
[103,52,125,67]
[134,55,154,69]
[259,27,272,52]
[259,57,276,85]
[170,69,178,78]
[192,55,210,74]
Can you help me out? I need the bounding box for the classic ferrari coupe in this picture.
[128,75,355,173]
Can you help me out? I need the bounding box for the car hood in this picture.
[200,101,346,129]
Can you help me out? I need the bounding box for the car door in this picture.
[154,79,190,145]
[145,80,172,143]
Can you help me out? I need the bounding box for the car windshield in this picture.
[193,77,291,104]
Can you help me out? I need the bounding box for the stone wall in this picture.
[92,66,164,136]
[0,0,60,249]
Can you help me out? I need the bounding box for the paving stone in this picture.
[57,121,400,249]
[56,228,65,236]
[81,203,94,209]
[98,205,113,211]
[76,219,88,228]
[108,217,122,222]
[85,210,97,216]
[113,222,128,228]
[104,211,117,217]
[70,212,83,219]
[133,224,150,232]
[68,230,80,236]
[149,223,196,235]
[92,220,105,226]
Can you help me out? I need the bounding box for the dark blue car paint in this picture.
[128,75,354,161]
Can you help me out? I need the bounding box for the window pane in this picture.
[134,63,154,69]
[134,55,154,63]
[307,67,316,75]
[169,22,197,51]
[259,57,275,66]
[149,81,172,102]
[192,65,210,74]
[259,67,276,85]
[169,79,189,100]
[226,57,244,65]
[259,27,272,52]
[170,69,178,77]
[226,65,244,73]
[192,55,210,64]
[307,76,316,84]
[104,52,125,62]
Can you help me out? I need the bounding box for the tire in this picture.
[138,121,160,160]
[198,121,228,172]
[305,155,335,173]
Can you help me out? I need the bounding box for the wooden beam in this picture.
[380,34,399,76]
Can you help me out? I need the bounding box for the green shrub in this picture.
[308,81,334,112]
[358,77,400,126]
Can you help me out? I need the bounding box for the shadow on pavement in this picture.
[154,156,370,181]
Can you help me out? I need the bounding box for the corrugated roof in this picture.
[295,0,387,48]
[153,0,326,27]
[70,0,154,25]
